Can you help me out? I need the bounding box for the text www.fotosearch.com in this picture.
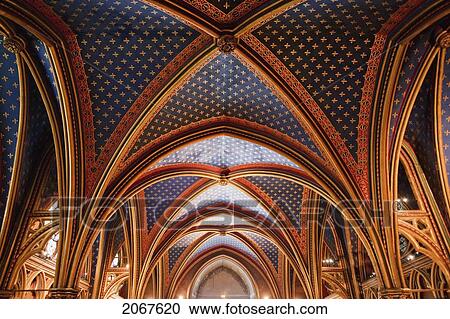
[189,303,327,315]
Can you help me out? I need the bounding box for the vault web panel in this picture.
[44,0,202,154]
[243,231,279,270]
[154,135,299,168]
[132,54,321,157]
[169,233,203,271]
[0,40,20,223]
[144,176,200,230]
[190,235,258,261]
[252,0,408,159]
[245,176,303,230]
[175,184,270,220]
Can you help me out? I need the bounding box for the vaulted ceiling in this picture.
[1,0,449,299]
[12,0,436,199]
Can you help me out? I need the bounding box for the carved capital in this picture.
[47,288,80,299]
[217,35,237,53]
[2,36,25,53]
[437,31,450,48]
[378,288,412,299]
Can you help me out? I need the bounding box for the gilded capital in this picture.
[437,31,450,48]
[2,36,25,53]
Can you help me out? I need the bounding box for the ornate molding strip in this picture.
[181,0,267,25]
[357,0,428,191]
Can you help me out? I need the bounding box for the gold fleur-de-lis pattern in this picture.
[169,233,203,271]
[244,231,279,270]
[144,176,200,230]
[252,0,407,159]
[246,175,303,230]
[0,40,20,222]
[132,54,321,157]
[189,234,258,261]
[441,50,450,185]
[44,0,202,155]
[389,28,433,140]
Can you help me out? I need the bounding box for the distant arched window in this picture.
[111,253,120,268]
[43,232,59,260]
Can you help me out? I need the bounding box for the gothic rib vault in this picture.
[0,0,449,299]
